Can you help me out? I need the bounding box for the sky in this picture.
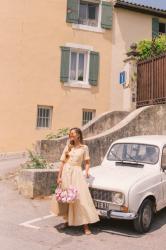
[123,0,166,10]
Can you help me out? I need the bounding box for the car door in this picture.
[161,146,166,205]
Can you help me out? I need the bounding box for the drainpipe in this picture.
[122,43,139,111]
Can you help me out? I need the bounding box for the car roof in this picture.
[113,135,166,148]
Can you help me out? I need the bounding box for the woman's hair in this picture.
[65,128,83,161]
[69,127,83,144]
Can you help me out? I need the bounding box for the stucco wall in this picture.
[0,0,112,152]
[1,0,166,153]
[39,104,166,166]
[110,8,166,111]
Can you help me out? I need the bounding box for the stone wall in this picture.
[37,110,129,162]
[82,111,129,138]
[86,104,166,166]
[38,104,166,167]
[18,169,58,198]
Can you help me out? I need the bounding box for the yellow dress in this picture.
[51,144,99,226]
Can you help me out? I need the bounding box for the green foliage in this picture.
[155,35,166,55]
[23,150,47,169]
[137,35,166,60]
[137,40,153,60]
[50,184,57,194]
[45,128,70,140]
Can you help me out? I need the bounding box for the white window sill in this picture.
[72,23,105,33]
[64,82,91,89]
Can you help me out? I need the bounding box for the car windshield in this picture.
[107,143,159,165]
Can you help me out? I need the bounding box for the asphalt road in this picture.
[1,159,166,250]
[0,157,27,178]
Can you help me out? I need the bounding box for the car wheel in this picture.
[133,199,154,233]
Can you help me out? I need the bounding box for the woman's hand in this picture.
[85,172,90,178]
[57,177,62,185]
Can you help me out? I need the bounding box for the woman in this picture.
[51,127,99,235]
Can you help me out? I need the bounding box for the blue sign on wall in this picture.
[119,71,126,85]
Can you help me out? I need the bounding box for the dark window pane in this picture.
[45,109,49,118]
[78,53,84,81]
[159,23,166,33]
[79,3,87,19]
[39,108,43,117]
[88,5,96,19]
[43,118,46,127]
[39,118,43,127]
[45,118,49,128]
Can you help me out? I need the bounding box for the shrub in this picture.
[45,128,69,140]
[137,34,166,60]
[22,150,47,169]
[50,184,57,194]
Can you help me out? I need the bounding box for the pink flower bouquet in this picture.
[55,186,78,203]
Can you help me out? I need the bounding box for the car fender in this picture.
[128,174,161,214]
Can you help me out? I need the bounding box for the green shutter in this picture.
[66,0,79,23]
[89,51,99,86]
[152,17,159,38]
[60,47,70,83]
[101,1,113,29]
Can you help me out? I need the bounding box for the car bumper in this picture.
[98,209,137,220]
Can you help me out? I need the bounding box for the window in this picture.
[36,106,53,128]
[159,22,166,35]
[69,50,88,82]
[82,109,96,125]
[152,18,166,38]
[107,143,159,165]
[60,46,99,87]
[79,1,99,27]
[66,0,113,30]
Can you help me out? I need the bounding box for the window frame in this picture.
[68,48,90,86]
[79,1,99,27]
[73,0,104,33]
[36,105,53,129]
[82,108,96,125]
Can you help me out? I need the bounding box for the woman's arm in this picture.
[57,161,65,184]
[85,159,90,178]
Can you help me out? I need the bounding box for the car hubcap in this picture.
[142,205,152,229]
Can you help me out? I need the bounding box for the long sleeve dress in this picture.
[51,144,99,226]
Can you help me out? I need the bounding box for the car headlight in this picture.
[111,192,125,205]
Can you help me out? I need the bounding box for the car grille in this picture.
[89,188,112,202]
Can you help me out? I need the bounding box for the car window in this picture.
[107,143,159,165]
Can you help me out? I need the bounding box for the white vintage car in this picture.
[88,135,166,233]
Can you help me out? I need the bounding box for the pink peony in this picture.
[54,185,78,203]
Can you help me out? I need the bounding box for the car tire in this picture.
[133,199,154,233]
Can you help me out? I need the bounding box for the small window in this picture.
[79,1,99,27]
[82,109,96,125]
[69,50,88,82]
[159,22,166,35]
[36,106,53,128]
